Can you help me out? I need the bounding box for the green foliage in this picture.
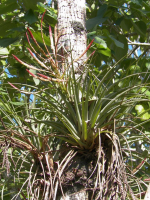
[0,0,57,79]
[1,0,150,199]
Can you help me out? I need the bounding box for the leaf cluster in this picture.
[0,0,150,199]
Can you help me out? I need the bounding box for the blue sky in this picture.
[47,0,51,4]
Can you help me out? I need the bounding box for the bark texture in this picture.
[57,2,88,198]
[56,1,134,200]
[57,0,87,71]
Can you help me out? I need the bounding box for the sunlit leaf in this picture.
[0,48,9,55]
[135,104,150,120]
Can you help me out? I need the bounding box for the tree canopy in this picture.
[1,0,150,84]
[1,0,150,199]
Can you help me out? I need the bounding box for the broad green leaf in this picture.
[28,69,40,85]
[0,0,18,15]
[0,60,6,65]
[9,26,25,33]
[120,18,133,31]
[86,17,107,30]
[29,69,36,75]
[24,9,38,25]
[120,58,136,70]
[133,21,147,37]
[33,77,40,85]
[87,31,96,37]
[22,0,45,10]
[130,65,141,73]
[97,4,108,17]
[0,21,19,37]
[141,88,150,97]
[88,32,107,49]
[146,62,150,70]
[115,16,124,26]
[135,104,150,120]
[99,48,111,57]
[113,35,128,60]
[0,38,19,48]
[0,48,9,55]
[37,2,57,20]
[109,36,124,48]
[94,36,107,49]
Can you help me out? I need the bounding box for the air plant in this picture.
[10,11,150,153]
[4,10,150,200]
[12,11,95,85]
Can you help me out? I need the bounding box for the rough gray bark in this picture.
[57,1,88,199]
[57,0,87,72]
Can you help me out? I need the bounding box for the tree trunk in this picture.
[57,0,87,72]
[56,1,134,200]
[57,1,89,199]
